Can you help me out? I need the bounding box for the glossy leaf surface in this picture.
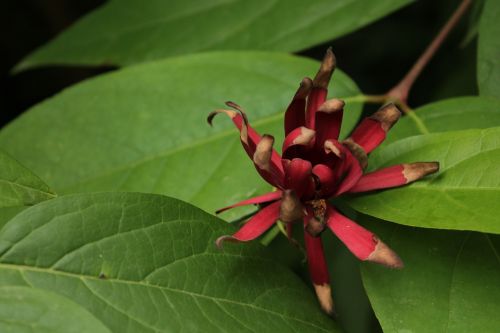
[360,215,500,333]
[0,192,340,332]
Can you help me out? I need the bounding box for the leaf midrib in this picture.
[0,262,331,333]
[0,179,55,199]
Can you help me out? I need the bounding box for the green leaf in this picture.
[345,127,500,234]
[478,0,500,98]
[0,206,25,231]
[0,192,340,332]
[15,0,413,71]
[1,51,361,220]
[0,286,111,333]
[460,0,485,47]
[359,215,500,333]
[0,150,55,208]
[387,96,500,143]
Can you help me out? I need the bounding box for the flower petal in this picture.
[279,190,304,223]
[303,226,334,315]
[347,103,401,154]
[333,145,363,196]
[315,98,345,145]
[341,138,368,170]
[285,78,312,135]
[282,126,315,159]
[253,135,285,187]
[215,200,281,248]
[348,162,440,193]
[209,102,283,172]
[326,206,403,268]
[283,158,315,198]
[305,48,336,129]
[312,164,337,197]
[215,191,282,214]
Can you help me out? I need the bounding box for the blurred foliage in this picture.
[1,0,477,126]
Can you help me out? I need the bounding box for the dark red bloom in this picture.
[208,48,439,315]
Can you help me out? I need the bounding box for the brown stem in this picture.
[386,0,472,103]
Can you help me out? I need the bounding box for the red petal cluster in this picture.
[208,48,439,315]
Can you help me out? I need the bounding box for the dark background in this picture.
[1,0,477,128]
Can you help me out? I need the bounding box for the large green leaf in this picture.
[0,192,340,332]
[0,207,25,231]
[0,150,55,208]
[478,0,500,98]
[345,127,500,234]
[0,52,362,220]
[359,215,500,333]
[387,96,500,143]
[0,150,56,230]
[15,0,412,71]
[0,286,111,333]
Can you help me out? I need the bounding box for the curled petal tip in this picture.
[207,112,216,126]
[313,283,335,316]
[318,98,345,113]
[403,162,440,183]
[207,109,236,126]
[225,101,249,123]
[367,237,404,269]
[372,103,402,132]
[215,235,236,249]
[225,101,240,109]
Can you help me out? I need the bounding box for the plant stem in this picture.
[386,0,472,103]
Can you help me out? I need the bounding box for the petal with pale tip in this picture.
[207,107,258,157]
[215,200,281,249]
[303,227,334,315]
[348,162,439,193]
[312,47,336,89]
[315,98,345,144]
[367,237,405,269]
[403,162,440,182]
[326,206,403,268]
[305,48,336,129]
[349,103,402,153]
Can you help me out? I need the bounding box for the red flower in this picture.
[208,48,439,315]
